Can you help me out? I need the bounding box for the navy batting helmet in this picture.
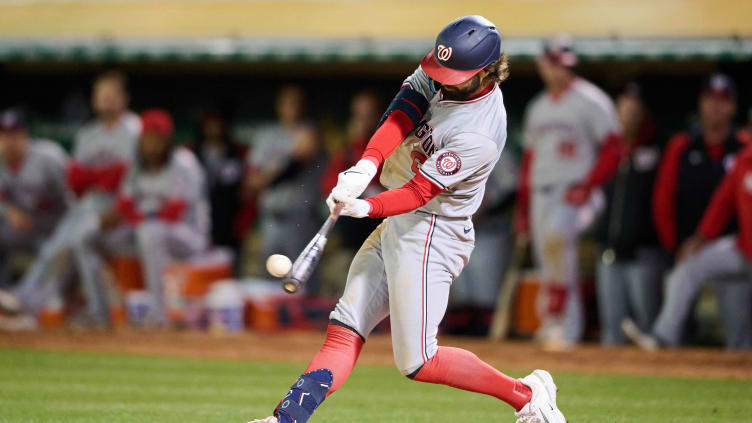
[421,15,502,86]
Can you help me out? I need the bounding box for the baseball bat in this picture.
[488,235,529,341]
[282,203,344,294]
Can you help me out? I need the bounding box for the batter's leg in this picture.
[269,224,390,423]
[383,214,532,412]
[653,236,748,346]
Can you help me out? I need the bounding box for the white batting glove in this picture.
[333,159,378,199]
[331,192,370,218]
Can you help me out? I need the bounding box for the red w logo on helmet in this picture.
[436,45,453,61]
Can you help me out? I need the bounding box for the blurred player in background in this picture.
[318,90,384,296]
[593,83,665,345]
[625,74,751,349]
[0,71,140,328]
[193,112,246,257]
[91,109,209,326]
[517,34,623,349]
[626,145,752,350]
[0,109,69,314]
[244,85,322,288]
[251,15,566,423]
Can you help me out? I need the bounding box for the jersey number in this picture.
[411,151,427,174]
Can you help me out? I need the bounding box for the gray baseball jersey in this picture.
[331,66,507,375]
[380,67,507,218]
[74,112,140,167]
[523,78,620,188]
[0,140,70,235]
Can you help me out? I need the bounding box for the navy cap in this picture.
[0,108,26,132]
[542,33,577,67]
[421,15,502,86]
[702,73,737,101]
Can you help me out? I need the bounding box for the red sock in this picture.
[304,324,364,396]
[547,284,568,315]
[413,347,532,411]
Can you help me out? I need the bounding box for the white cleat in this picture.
[621,318,659,352]
[247,417,278,423]
[515,369,566,423]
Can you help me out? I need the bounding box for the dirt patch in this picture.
[1,329,751,380]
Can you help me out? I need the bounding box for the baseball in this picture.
[266,254,292,278]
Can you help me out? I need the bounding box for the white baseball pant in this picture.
[330,211,474,376]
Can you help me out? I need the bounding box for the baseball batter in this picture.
[0,71,140,325]
[517,34,623,349]
[251,16,566,423]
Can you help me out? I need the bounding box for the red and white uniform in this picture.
[520,77,622,343]
[330,66,507,375]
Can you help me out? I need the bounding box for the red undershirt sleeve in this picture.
[584,133,625,187]
[698,163,737,240]
[365,172,444,218]
[361,110,415,167]
[652,133,689,251]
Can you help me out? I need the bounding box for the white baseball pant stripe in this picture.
[330,211,474,376]
[419,214,436,363]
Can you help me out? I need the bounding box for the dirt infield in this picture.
[1,329,750,380]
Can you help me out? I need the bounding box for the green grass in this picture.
[0,348,750,422]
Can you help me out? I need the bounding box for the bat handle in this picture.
[331,203,344,219]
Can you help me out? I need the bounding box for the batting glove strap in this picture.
[274,369,333,423]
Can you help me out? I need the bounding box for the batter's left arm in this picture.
[327,67,433,206]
